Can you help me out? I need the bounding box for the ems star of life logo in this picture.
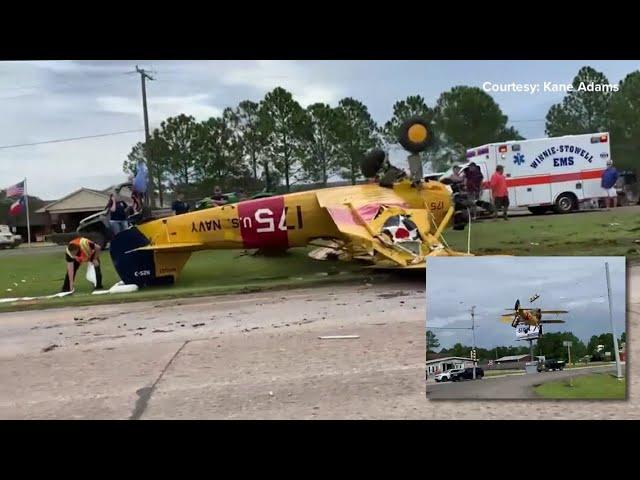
[513,153,525,166]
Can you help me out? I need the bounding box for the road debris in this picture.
[192,323,205,328]
[152,329,173,333]
[42,344,58,353]
[318,335,360,340]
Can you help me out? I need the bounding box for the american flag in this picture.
[5,180,25,197]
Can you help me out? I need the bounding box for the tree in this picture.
[536,332,586,362]
[152,114,201,188]
[232,100,267,182]
[334,97,381,184]
[258,87,311,192]
[434,86,519,152]
[608,71,640,170]
[426,330,440,353]
[587,333,615,360]
[192,109,249,191]
[301,103,342,186]
[545,66,613,136]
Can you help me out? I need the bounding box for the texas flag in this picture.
[9,196,25,216]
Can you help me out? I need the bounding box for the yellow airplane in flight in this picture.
[501,299,568,329]
[110,117,472,287]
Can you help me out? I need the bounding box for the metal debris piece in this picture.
[42,344,58,353]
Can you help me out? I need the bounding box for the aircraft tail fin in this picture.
[109,227,192,287]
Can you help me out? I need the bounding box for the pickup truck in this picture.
[537,359,566,372]
[0,225,22,249]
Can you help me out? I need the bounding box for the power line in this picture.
[0,129,144,150]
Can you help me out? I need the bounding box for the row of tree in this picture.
[427,330,626,363]
[545,66,640,170]
[125,65,640,204]
[124,86,523,203]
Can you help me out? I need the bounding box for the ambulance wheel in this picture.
[398,116,433,154]
[554,193,577,213]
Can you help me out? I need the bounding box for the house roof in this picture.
[36,188,110,214]
[426,356,472,365]
[495,354,530,362]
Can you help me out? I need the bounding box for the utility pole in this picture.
[605,262,623,379]
[135,65,155,207]
[471,306,477,380]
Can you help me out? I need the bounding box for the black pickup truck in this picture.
[537,359,566,372]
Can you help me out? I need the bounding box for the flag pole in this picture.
[24,178,31,246]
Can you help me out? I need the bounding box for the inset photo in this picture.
[426,256,627,400]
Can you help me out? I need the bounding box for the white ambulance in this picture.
[442,132,612,214]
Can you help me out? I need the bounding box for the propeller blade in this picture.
[541,319,566,324]
[540,310,569,314]
[500,315,514,323]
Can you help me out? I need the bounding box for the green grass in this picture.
[445,207,640,258]
[0,247,369,313]
[1,207,638,313]
[535,373,626,399]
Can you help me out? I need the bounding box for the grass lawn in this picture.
[535,373,626,399]
[0,247,369,313]
[445,207,640,258]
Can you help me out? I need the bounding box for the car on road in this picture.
[0,225,22,249]
[434,368,464,382]
[537,359,565,372]
[451,367,484,381]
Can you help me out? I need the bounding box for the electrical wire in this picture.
[0,129,144,150]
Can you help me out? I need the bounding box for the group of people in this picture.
[446,158,621,220]
[106,190,143,236]
[171,186,229,216]
[445,161,509,220]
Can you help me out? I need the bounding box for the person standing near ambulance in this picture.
[490,165,509,220]
[464,162,484,220]
[61,237,104,293]
[601,159,619,209]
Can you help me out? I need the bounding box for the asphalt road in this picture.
[0,266,637,420]
[427,364,620,400]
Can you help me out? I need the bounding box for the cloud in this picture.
[96,94,222,125]
[219,60,343,106]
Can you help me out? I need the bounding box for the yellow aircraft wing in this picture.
[500,315,515,323]
[129,242,205,253]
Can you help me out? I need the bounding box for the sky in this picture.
[426,256,626,349]
[1,60,639,199]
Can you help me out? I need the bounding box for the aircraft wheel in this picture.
[361,149,386,178]
[398,116,433,153]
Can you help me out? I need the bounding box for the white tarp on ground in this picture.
[0,282,138,303]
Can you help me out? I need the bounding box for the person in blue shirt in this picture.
[172,192,190,216]
[106,193,130,236]
[601,160,619,209]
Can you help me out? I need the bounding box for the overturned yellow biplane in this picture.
[110,117,473,287]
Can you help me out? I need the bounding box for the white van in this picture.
[440,132,612,214]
